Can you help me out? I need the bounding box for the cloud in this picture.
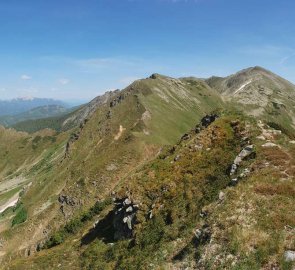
[59,78,70,85]
[21,74,32,80]
[280,53,295,65]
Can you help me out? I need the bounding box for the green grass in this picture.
[12,203,27,227]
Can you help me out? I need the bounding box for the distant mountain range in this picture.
[0,97,67,116]
[0,105,72,127]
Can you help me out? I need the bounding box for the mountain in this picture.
[0,98,67,116]
[0,68,294,270]
[0,105,70,127]
[206,66,295,136]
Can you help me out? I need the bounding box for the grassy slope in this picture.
[6,113,251,269]
[10,112,295,270]
[0,74,223,264]
[3,72,294,269]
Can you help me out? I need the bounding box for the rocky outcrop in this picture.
[110,94,125,108]
[113,197,139,240]
[58,194,77,217]
[230,145,255,176]
[194,113,219,135]
[201,114,219,128]
[194,224,211,244]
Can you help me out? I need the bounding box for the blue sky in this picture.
[0,0,295,101]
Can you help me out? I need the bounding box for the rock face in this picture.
[113,197,138,240]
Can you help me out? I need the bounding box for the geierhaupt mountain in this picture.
[0,67,294,269]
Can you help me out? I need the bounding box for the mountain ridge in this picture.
[0,66,294,269]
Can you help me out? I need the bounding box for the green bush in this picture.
[12,206,27,227]
[65,218,83,234]
[44,231,66,248]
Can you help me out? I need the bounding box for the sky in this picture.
[0,0,295,102]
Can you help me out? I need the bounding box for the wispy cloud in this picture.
[280,53,295,65]
[20,74,32,80]
[59,78,70,85]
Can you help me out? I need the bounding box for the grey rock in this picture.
[230,163,238,176]
[126,206,133,213]
[234,145,254,165]
[123,198,132,205]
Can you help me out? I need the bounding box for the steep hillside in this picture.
[0,126,68,235]
[0,105,70,127]
[0,74,223,265]
[206,66,295,136]
[7,110,295,269]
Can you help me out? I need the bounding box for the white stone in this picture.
[256,135,266,140]
[262,142,279,148]
[284,250,295,262]
[219,191,225,201]
[126,206,133,213]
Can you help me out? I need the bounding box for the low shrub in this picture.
[12,206,27,226]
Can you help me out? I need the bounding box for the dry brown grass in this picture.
[254,182,295,197]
